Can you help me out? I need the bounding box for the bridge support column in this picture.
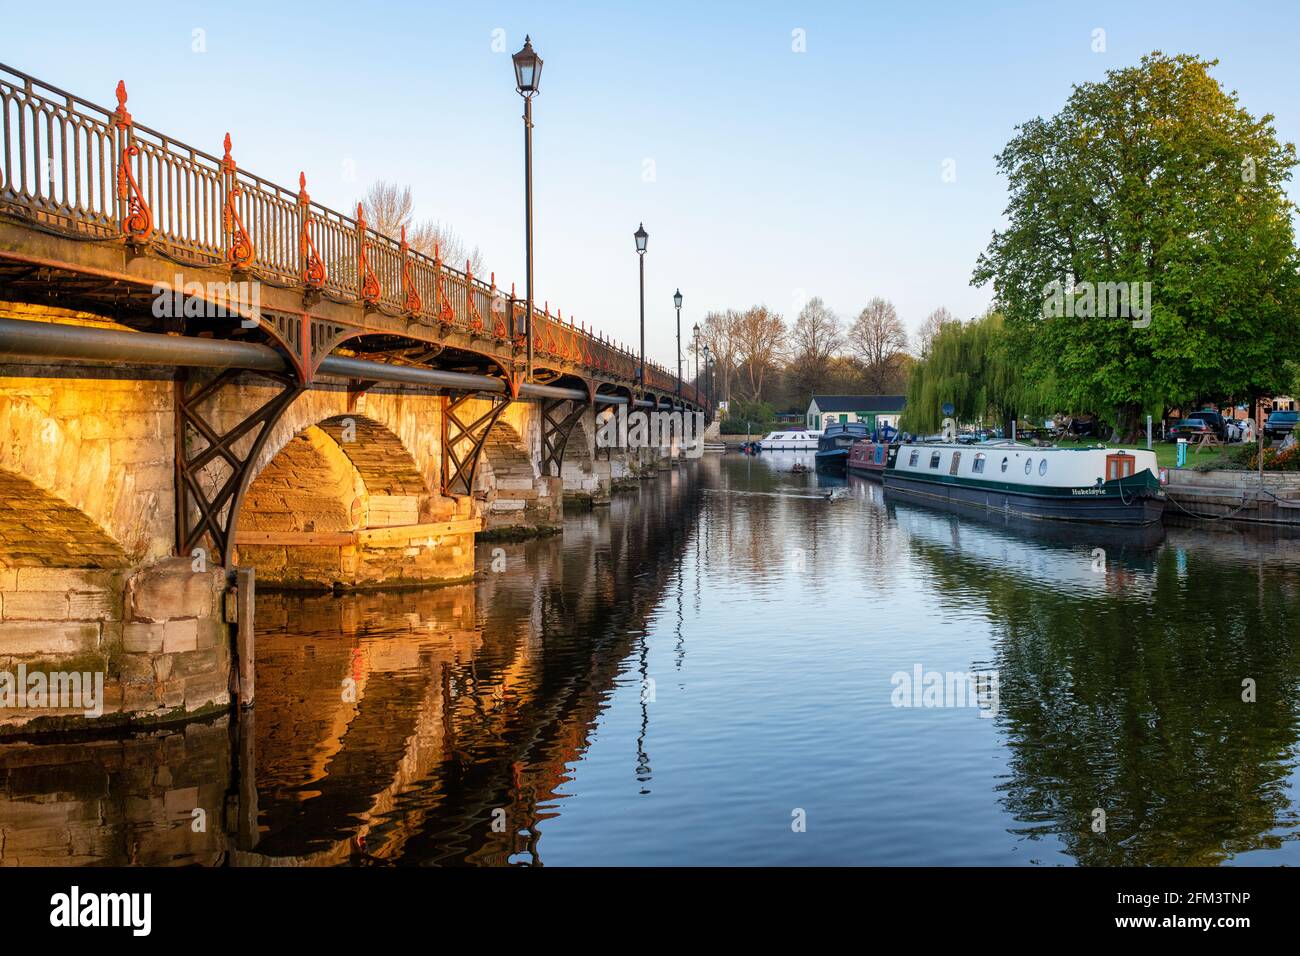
[607,446,640,491]
[558,408,609,506]
[473,402,562,538]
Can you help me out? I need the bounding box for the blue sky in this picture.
[5,1,1299,367]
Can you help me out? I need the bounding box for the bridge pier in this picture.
[466,399,563,536]
[560,412,610,506]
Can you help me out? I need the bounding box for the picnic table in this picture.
[1192,431,1221,453]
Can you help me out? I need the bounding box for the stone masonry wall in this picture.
[1,557,230,734]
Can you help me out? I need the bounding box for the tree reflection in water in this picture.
[897,502,1300,865]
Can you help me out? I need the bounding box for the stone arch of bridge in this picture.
[476,419,536,494]
[0,469,129,571]
[232,408,456,589]
[0,390,164,562]
[235,392,436,531]
[474,417,565,533]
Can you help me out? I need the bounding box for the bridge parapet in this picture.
[0,63,702,407]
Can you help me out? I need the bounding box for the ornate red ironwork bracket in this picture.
[431,242,454,325]
[466,261,484,333]
[113,81,153,244]
[397,227,423,314]
[298,172,326,289]
[490,274,510,340]
[356,203,381,305]
[401,226,424,315]
[510,284,526,350]
[221,133,255,269]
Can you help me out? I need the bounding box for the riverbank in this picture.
[1164,468,1300,525]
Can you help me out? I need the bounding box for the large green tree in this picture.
[972,52,1300,440]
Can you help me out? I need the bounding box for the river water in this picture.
[2,452,1299,865]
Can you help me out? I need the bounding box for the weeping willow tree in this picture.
[901,311,1032,435]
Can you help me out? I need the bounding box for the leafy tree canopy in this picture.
[972,52,1300,438]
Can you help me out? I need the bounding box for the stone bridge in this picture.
[0,63,709,733]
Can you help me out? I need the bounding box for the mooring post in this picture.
[237,706,259,851]
[236,566,256,708]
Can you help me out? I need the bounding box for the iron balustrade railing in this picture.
[0,63,704,408]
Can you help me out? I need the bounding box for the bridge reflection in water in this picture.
[3,455,1300,865]
[246,463,698,866]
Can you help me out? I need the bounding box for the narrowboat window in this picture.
[949,451,962,475]
[973,453,986,474]
[1105,453,1135,481]
[1001,457,1009,473]
[909,450,919,467]
[1039,459,1048,477]
[1024,458,1033,475]
[929,451,941,469]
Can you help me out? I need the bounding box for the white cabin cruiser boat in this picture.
[758,430,822,451]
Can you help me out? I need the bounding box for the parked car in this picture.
[1265,410,1299,440]
[1187,410,1227,438]
[1168,418,1213,441]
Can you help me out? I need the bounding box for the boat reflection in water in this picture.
[884,486,1166,592]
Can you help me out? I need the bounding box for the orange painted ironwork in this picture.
[297,172,326,289]
[221,134,255,269]
[0,62,704,408]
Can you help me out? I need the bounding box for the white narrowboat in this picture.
[883,441,1165,526]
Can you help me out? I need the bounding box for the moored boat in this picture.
[847,438,890,480]
[882,441,1165,525]
[758,429,821,451]
[815,422,872,473]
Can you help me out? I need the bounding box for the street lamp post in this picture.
[703,343,712,420]
[673,288,683,398]
[634,223,648,388]
[692,322,699,397]
[513,36,543,381]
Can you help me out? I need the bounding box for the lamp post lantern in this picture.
[513,35,543,379]
[634,223,648,387]
[673,288,683,398]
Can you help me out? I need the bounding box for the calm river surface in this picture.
[3,452,1300,865]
